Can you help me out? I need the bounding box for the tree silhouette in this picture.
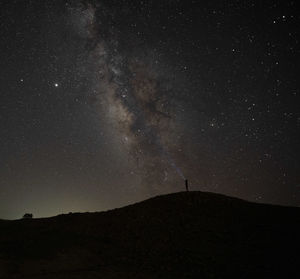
[22,213,33,219]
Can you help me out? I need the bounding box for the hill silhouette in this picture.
[0,191,299,278]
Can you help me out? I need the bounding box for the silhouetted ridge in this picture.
[0,191,299,279]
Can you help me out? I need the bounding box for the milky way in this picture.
[69,1,189,189]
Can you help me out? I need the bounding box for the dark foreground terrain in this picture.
[1,191,300,278]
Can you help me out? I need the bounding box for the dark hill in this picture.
[1,191,300,278]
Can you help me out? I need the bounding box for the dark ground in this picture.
[0,191,299,278]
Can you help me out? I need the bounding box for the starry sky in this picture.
[0,0,299,219]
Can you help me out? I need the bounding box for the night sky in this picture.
[0,0,299,219]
